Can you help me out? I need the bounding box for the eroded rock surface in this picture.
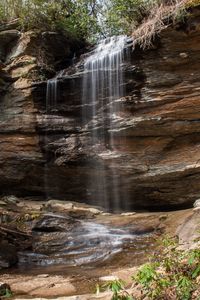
[0,197,192,299]
[0,197,162,270]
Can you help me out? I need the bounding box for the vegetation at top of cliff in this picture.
[105,0,200,48]
[0,0,102,40]
[0,0,200,44]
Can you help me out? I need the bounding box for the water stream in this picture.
[17,220,154,268]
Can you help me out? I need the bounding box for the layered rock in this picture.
[0,27,86,198]
[1,10,200,210]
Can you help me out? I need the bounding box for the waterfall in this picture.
[46,70,65,112]
[45,69,66,199]
[44,37,130,210]
[46,78,58,112]
[82,35,128,211]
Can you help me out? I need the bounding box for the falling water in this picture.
[46,78,58,111]
[46,70,65,112]
[82,35,128,211]
[45,69,66,199]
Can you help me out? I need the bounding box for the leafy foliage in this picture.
[134,236,200,299]
[1,288,13,298]
[96,279,134,300]
[105,0,200,46]
[0,0,199,43]
[103,0,154,35]
[0,0,101,40]
[97,237,200,299]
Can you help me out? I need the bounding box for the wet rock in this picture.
[32,214,77,232]
[0,241,18,268]
[2,195,19,204]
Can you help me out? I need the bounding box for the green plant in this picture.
[0,0,198,44]
[2,288,13,298]
[96,279,134,300]
[94,236,200,299]
[133,236,200,299]
[134,263,158,288]
[0,0,101,40]
[176,276,193,300]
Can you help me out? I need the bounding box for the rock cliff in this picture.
[1,8,200,210]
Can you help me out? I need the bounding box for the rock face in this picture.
[1,9,200,210]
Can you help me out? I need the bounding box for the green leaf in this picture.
[192,265,200,278]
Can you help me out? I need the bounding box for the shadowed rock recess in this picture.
[1,9,200,211]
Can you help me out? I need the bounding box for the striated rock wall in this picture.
[0,26,85,198]
[1,9,200,210]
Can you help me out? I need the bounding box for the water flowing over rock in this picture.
[81,36,128,210]
[19,219,153,267]
[1,9,200,210]
[46,70,65,112]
